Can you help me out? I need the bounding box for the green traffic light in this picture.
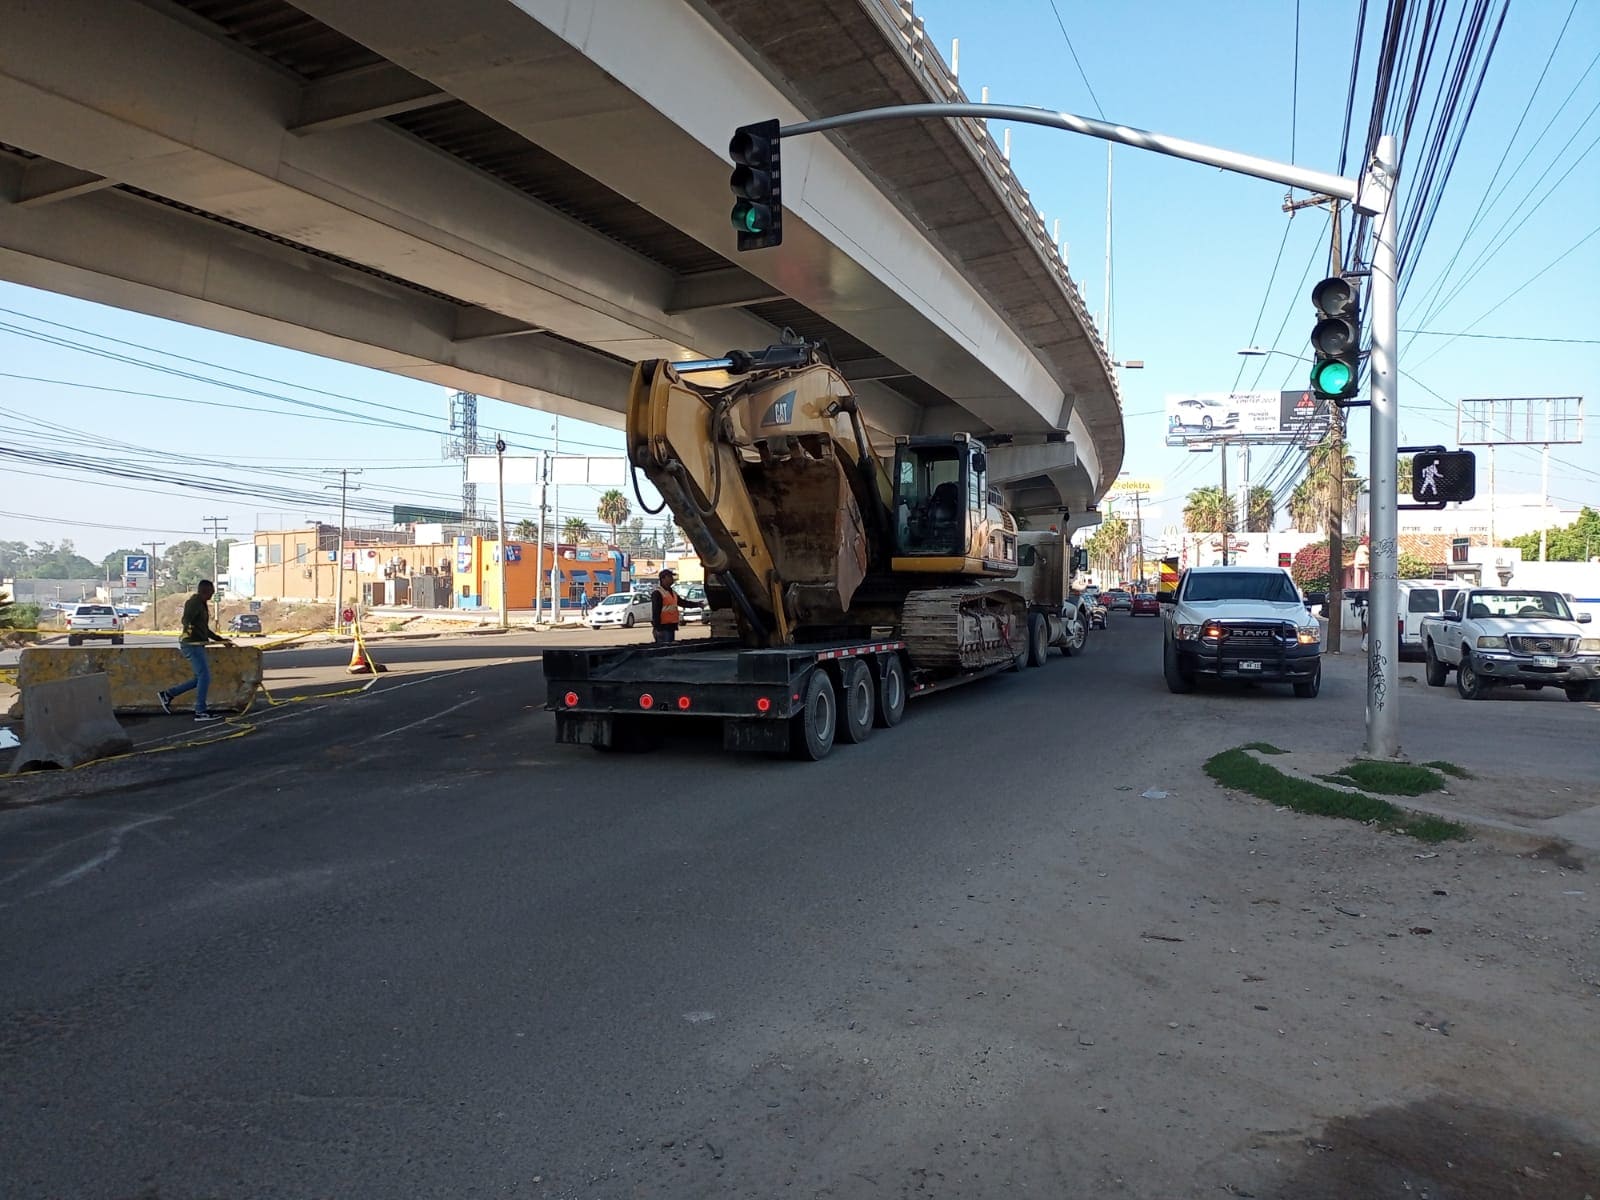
[1310,359,1353,395]
[732,200,768,234]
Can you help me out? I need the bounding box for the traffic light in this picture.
[1411,450,1476,503]
[1309,276,1361,402]
[729,119,782,251]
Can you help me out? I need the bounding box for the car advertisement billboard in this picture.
[1165,390,1330,446]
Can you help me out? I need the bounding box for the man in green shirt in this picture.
[158,580,233,722]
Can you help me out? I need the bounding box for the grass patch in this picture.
[384,621,409,633]
[1336,760,1447,797]
[1207,747,1467,843]
[1422,759,1474,779]
[1241,741,1287,755]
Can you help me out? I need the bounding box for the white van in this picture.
[1397,581,1464,659]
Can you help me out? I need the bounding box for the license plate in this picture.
[1239,660,1263,671]
[1533,655,1558,668]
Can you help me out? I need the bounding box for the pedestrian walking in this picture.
[650,568,703,644]
[157,579,233,722]
[578,584,590,617]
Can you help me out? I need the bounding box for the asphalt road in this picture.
[2,616,1595,1198]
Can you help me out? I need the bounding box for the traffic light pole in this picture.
[764,102,1400,755]
[1364,135,1401,757]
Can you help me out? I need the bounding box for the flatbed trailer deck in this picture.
[544,636,1012,760]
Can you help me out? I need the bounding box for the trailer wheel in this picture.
[1026,612,1048,668]
[835,659,875,744]
[790,669,837,761]
[874,655,907,728]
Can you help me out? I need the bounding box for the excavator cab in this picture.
[891,435,1017,576]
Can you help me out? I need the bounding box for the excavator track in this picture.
[899,585,1027,675]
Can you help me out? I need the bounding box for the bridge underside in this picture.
[0,0,1122,517]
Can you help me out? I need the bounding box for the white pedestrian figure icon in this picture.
[1419,459,1441,497]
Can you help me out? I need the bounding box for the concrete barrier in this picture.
[9,673,133,773]
[7,645,264,718]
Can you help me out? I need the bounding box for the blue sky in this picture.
[2,0,1596,561]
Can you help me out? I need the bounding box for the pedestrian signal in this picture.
[1411,450,1476,503]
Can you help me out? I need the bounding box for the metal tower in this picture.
[443,391,484,521]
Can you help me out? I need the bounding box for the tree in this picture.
[1291,541,1331,593]
[515,519,538,542]
[1396,455,1414,497]
[1288,478,1319,532]
[1397,550,1433,579]
[1183,487,1236,533]
[1083,514,1130,579]
[163,539,235,589]
[1287,435,1363,535]
[1503,506,1600,562]
[562,516,591,543]
[596,489,630,546]
[1246,486,1275,533]
[0,539,98,579]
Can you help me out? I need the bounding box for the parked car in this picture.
[585,591,653,630]
[1396,581,1463,660]
[228,613,264,636]
[1131,592,1160,617]
[65,603,123,646]
[1419,587,1600,701]
[674,581,707,624]
[1103,589,1133,613]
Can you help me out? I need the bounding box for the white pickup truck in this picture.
[63,601,126,649]
[65,602,126,646]
[1420,587,1600,701]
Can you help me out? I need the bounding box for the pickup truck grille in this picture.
[1509,635,1577,656]
[1219,623,1290,648]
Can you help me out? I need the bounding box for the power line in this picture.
[1042,0,1105,118]
[1399,330,1600,344]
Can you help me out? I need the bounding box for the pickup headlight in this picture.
[1476,635,1508,650]
[1296,625,1321,645]
[1175,624,1202,641]
[1581,638,1600,652]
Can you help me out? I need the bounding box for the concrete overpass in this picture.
[0,0,1122,521]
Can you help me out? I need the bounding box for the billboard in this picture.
[1165,391,1330,446]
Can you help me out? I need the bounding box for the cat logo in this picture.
[760,389,797,428]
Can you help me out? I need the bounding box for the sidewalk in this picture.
[1244,649,1600,853]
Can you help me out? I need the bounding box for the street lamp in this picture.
[1113,359,1145,369]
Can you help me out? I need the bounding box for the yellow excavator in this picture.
[545,339,1084,759]
[627,340,1026,669]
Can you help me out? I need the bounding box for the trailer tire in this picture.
[874,655,907,728]
[835,659,875,744]
[790,669,837,761]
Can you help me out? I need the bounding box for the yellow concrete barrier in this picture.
[8,645,264,718]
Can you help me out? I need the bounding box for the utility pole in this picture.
[534,449,550,623]
[324,469,362,632]
[550,417,562,622]
[495,436,509,629]
[1539,443,1550,561]
[1219,439,1231,565]
[202,515,228,621]
[146,541,166,631]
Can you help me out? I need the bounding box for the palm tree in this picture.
[1288,478,1321,532]
[1396,455,1414,496]
[1084,514,1129,581]
[562,516,591,543]
[1183,486,1236,533]
[1246,485,1275,533]
[596,489,630,546]
[515,518,537,542]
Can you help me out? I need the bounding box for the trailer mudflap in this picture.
[556,712,615,747]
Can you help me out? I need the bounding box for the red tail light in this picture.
[677,696,691,710]
[563,691,579,707]
[756,696,772,713]
[639,693,654,709]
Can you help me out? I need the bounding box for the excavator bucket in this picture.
[742,436,870,624]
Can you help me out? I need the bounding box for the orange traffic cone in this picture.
[347,624,388,674]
